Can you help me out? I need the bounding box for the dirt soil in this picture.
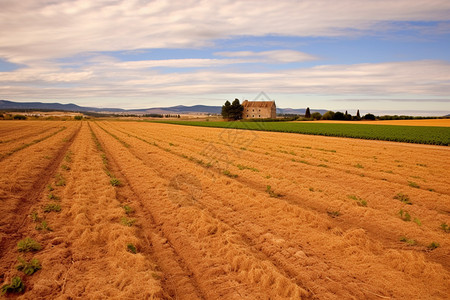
[0,120,449,299]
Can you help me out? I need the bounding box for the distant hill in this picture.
[0,100,124,113]
[0,99,327,115]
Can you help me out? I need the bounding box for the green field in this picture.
[156,121,450,146]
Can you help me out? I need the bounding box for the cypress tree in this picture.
[221,100,231,119]
[305,107,311,118]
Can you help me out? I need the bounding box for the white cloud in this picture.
[1,59,449,103]
[1,0,450,63]
[215,50,317,63]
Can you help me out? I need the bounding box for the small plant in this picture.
[441,223,449,233]
[266,185,281,198]
[47,184,54,191]
[120,217,136,227]
[400,236,417,246]
[16,257,41,275]
[55,174,66,186]
[123,205,134,215]
[354,163,363,169]
[237,164,259,172]
[408,181,420,189]
[1,277,25,295]
[47,193,60,200]
[317,164,328,168]
[348,195,367,207]
[398,209,411,222]
[427,242,440,250]
[413,218,422,226]
[17,237,42,252]
[30,211,40,222]
[43,203,61,213]
[222,170,238,178]
[327,211,341,218]
[394,193,412,205]
[35,221,52,231]
[61,164,70,170]
[110,178,121,186]
[127,243,137,254]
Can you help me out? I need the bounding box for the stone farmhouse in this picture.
[242,100,276,119]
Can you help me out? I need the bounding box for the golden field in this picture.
[0,120,449,299]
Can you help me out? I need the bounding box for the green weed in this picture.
[35,221,52,231]
[16,257,41,275]
[400,236,417,246]
[236,164,259,172]
[222,170,238,178]
[398,209,411,222]
[348,195,367,207]
[43,203,61,213]
[427,242,440,250]
[408,181,420,189]
[266,185,281,198]
[127,243,137,254]
[413,218,422,226]
[47,193,60,201]
[110,178,121,186]
[55,174,66,186]
[394,193,412,205]
[1,277,25,295]
[120,217,136,227]
[17,237,42,252]
[440,223,449,233]
[30,211,40,222]
[123,205,134,215]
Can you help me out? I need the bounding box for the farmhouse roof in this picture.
[242,100,276,108]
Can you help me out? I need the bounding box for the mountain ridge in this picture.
[0,100,327,115]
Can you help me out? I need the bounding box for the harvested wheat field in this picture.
[0,120,449,299]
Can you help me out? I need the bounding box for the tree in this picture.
[333,111,345,120]
[221,100,231,119]
[322,111,335,120]
[305,107,311,118]
[363,113,376,120]
[356,109,361,119]
[311,112,322,120]
[229,98,244,120]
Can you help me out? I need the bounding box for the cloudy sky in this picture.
[1,0,449,115]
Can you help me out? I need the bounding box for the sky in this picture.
[1,0,450,115]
